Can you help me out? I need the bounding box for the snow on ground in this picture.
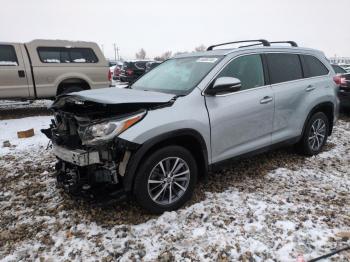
[0,116,349,261]
[0,116,52,156]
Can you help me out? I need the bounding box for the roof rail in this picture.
[207,39,270,51]
[239,43,263,48]
[270,41,298,47]
[239,41,299,49]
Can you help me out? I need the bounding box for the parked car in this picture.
[112,62,124,80]
[108,60,122,78]
[0,39,109,99]
[332,64,350,109]
[108,60,118,67]
[43,39,339,214]
[119,60,153,83]
[145,61,162,73]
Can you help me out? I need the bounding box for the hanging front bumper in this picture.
[53,144,101,166]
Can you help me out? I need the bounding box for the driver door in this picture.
[205,54,274,163]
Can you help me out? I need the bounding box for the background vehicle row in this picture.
[332,64,350,109]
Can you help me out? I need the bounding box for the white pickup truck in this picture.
[0,39,110,99]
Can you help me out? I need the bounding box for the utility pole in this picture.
[113,43,120,61]
[101,44,105,56]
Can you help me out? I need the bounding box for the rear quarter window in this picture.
[37,47,98,63]
[0,45,18,66]
[301,55,329,78]
[332,65,347,74]
[266,53,303,84]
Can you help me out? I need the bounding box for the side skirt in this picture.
[208,136,300,172]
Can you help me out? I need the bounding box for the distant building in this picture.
[329,57,350,65]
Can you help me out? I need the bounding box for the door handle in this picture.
[305,85,315,92]
[260,96,273,104]
[18,70,25,78]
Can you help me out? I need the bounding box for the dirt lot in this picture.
[0,109,349,261]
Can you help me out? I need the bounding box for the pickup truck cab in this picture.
[0,39,110,99]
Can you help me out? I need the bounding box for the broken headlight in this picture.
[81,111,146,145]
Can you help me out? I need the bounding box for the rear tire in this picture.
[133,145,197,214]
[297,112,329,156]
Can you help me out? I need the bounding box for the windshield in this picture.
[131,56,222,95]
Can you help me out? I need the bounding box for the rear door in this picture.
[205,54,274,163]
[0,44,30,98]
[266,53,312,143]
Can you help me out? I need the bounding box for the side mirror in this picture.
[206,77,241,96]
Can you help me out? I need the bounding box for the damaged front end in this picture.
[42,91,175,202]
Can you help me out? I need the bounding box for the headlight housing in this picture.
[80,111,146,145]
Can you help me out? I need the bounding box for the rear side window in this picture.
[0,45,18,66]
[301,55,329,77]
[37,47,98,63]
[216,54,265,91]
[266,53,303,84]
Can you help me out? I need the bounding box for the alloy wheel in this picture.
[147,157,190,205]
[308,118,326,151]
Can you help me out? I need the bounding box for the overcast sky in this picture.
[1,0,349,60]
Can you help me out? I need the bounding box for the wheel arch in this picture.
[56,78,91,95]
[122,129,209,192]
[301,101,335,138]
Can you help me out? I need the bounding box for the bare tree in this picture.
[154,51,173,61]
[161,51,172,60]
[194,44,206,52]
[173,51,189,56]
[154,56,163,61]
[135,48,146,59]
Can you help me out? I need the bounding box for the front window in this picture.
[215,54,265,90]
[132,56,222,95]
[0,45,18,66]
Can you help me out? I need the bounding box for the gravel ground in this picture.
[0,115,349,261]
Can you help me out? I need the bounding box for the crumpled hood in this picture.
[56,87,176,105]
[50,87,177,117]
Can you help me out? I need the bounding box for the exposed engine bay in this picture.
[42,92,175,201]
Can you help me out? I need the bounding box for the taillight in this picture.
[333,75,341,86]
[108,70,112,81]
[126,69,133,76]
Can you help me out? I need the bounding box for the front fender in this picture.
[122,128,209,192]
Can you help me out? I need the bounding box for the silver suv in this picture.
[44,40,339,214]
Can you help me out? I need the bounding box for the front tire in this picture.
[59,86,84,95]
[133,145,197,214]
[298,112,329,156]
